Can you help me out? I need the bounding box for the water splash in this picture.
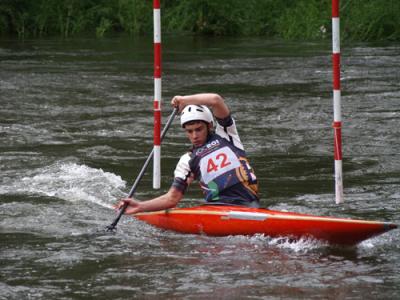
[223,233,328,253]
[0,161,126,209]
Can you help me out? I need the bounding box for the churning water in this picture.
[1,36,399,299]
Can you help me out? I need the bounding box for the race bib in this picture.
[200,146,240,184]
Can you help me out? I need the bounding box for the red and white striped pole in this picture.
[153,0,162,189]
[332,0,344,203]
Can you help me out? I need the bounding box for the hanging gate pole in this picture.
[332,0,344,203]
[153,0,162,189]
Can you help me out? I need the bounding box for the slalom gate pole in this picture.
[153,0,162,189]
[332,0,344,203]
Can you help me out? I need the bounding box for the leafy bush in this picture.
[342,0,400,41]
[0,0,398,41]
[275,0,331,40]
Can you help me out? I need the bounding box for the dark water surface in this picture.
[1,36,399,299]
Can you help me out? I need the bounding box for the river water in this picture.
[1,36,399,299]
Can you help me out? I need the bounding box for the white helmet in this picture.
[180,105,214,127]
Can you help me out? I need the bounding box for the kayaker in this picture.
[116,93,259,214]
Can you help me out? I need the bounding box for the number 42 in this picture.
[207,153,231,173]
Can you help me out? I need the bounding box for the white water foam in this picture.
[223,233,327,253]
[1,161,126,209]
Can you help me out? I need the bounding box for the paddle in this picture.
[106,107,179,232]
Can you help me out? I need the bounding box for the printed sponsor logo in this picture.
[195,139,220,156]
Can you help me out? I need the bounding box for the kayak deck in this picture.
[133,205,397,246]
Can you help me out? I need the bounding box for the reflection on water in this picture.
[0,36,399,299]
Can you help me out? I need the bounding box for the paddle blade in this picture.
[105,202,128,232]
[105,223,118,232]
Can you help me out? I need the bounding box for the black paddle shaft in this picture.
[106,108,178,231]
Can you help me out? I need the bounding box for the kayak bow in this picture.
[133,205,397,246]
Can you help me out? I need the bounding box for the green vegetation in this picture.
[0,0,399,41]
[0,0,152,38]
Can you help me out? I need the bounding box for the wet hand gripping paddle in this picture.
[106,108,178,232]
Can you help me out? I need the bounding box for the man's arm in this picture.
[116,187,184,215]
[171,93,230,119]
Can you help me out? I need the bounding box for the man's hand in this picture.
[115,198,141,215]
[171,95,186,112]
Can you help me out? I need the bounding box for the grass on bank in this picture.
[0,0,399,41]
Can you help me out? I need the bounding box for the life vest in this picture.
[189,133,259,205]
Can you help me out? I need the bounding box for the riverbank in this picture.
[1,0,399,41]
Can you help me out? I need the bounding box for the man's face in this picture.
[183,121,210,147]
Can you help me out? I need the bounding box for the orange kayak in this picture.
[134,205,397,246]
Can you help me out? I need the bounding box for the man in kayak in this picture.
[116,93,259,214]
